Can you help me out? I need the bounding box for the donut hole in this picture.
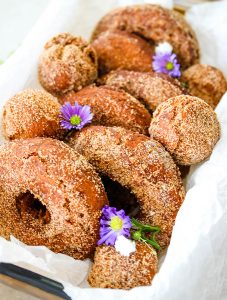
[16,191,51,225]
[101,176,140,217]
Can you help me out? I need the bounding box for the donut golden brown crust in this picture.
[59,85,151,135]
[2,89,63,140]
[100,70,185,112]
[149,95,220,165]
[38,32,98,95]
[91,30,155,75]
[181,64,227,108]
[88,243,157,289]
[69,126,185,247]
[91,4,199,69]
[0,138,108,259]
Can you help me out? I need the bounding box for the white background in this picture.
[0,0,49,63]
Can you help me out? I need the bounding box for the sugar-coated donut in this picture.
[100,70,185,112]
[181,64,226,108]
[59,85,151,135]
[149,95,220,165]
[91,30,154,75]
[69,126,185,247]
[91,4,199,69]
[88,242,157,289]
[2,89,63,140]
[38,32,98,95]
[0,138,108,259]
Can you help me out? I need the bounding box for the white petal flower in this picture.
[115,235,136,256]
[155,42,173,54]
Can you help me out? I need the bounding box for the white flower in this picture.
[155,42,173,54]
[115,235,136,257]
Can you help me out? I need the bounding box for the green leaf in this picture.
[131,218,161,250]
[131,218,160,233]
[181,81,189,89]
[141,232,161,250]
[144,238,161,250]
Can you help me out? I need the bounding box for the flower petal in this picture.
[97,229,117,246]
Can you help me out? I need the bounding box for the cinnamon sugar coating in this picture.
[181,64,227,108]
[0,138,108,259]
[88,242,158,289]
[100,70,185,112]
[149,95,221,165]
[2,89,64,140]
[38,32,98,95]
[91,30,155,75]
[59,85,151,135]
[69,126,185,247]
[91,4,199,69]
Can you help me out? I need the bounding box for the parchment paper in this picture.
[0,1,227,299]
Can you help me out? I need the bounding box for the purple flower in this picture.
[60,102,93,130]
[152,52,181,78]
[98,205,132,246]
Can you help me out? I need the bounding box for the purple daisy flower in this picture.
[60,102,93,130]
[152,52,181,78]
[98,205,132,246]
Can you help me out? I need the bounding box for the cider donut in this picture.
[2,89,63,140]
[88,242,158,289]
[149,95,220,165]
[69,126,185,247]
[91,4,199,69]
[91,30,155,75]
[59,85,151,135]
[100,70,185,112]
[181,64,227,108]
[0,138,108,259]
[38,32,98,95]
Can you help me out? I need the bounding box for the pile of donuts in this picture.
[0,4,226,290]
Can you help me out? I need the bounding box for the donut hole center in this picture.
[16,191,51,225]
[101,176,140,217]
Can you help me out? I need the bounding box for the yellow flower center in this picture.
[70,115,81,126]
[110,216,123,231]
[166,61,174,70]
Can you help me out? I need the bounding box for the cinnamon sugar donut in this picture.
[181,64,227,108]
[2,89,63,140]
[88,242,157,289]
[59,85,151,135]
[91,30,154,75]
[38,33,97,95]
[69,126,185,247]
[0,138,108,259]
[91,4,199,69]
[100,70,186,112]
[149,95,220,165]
